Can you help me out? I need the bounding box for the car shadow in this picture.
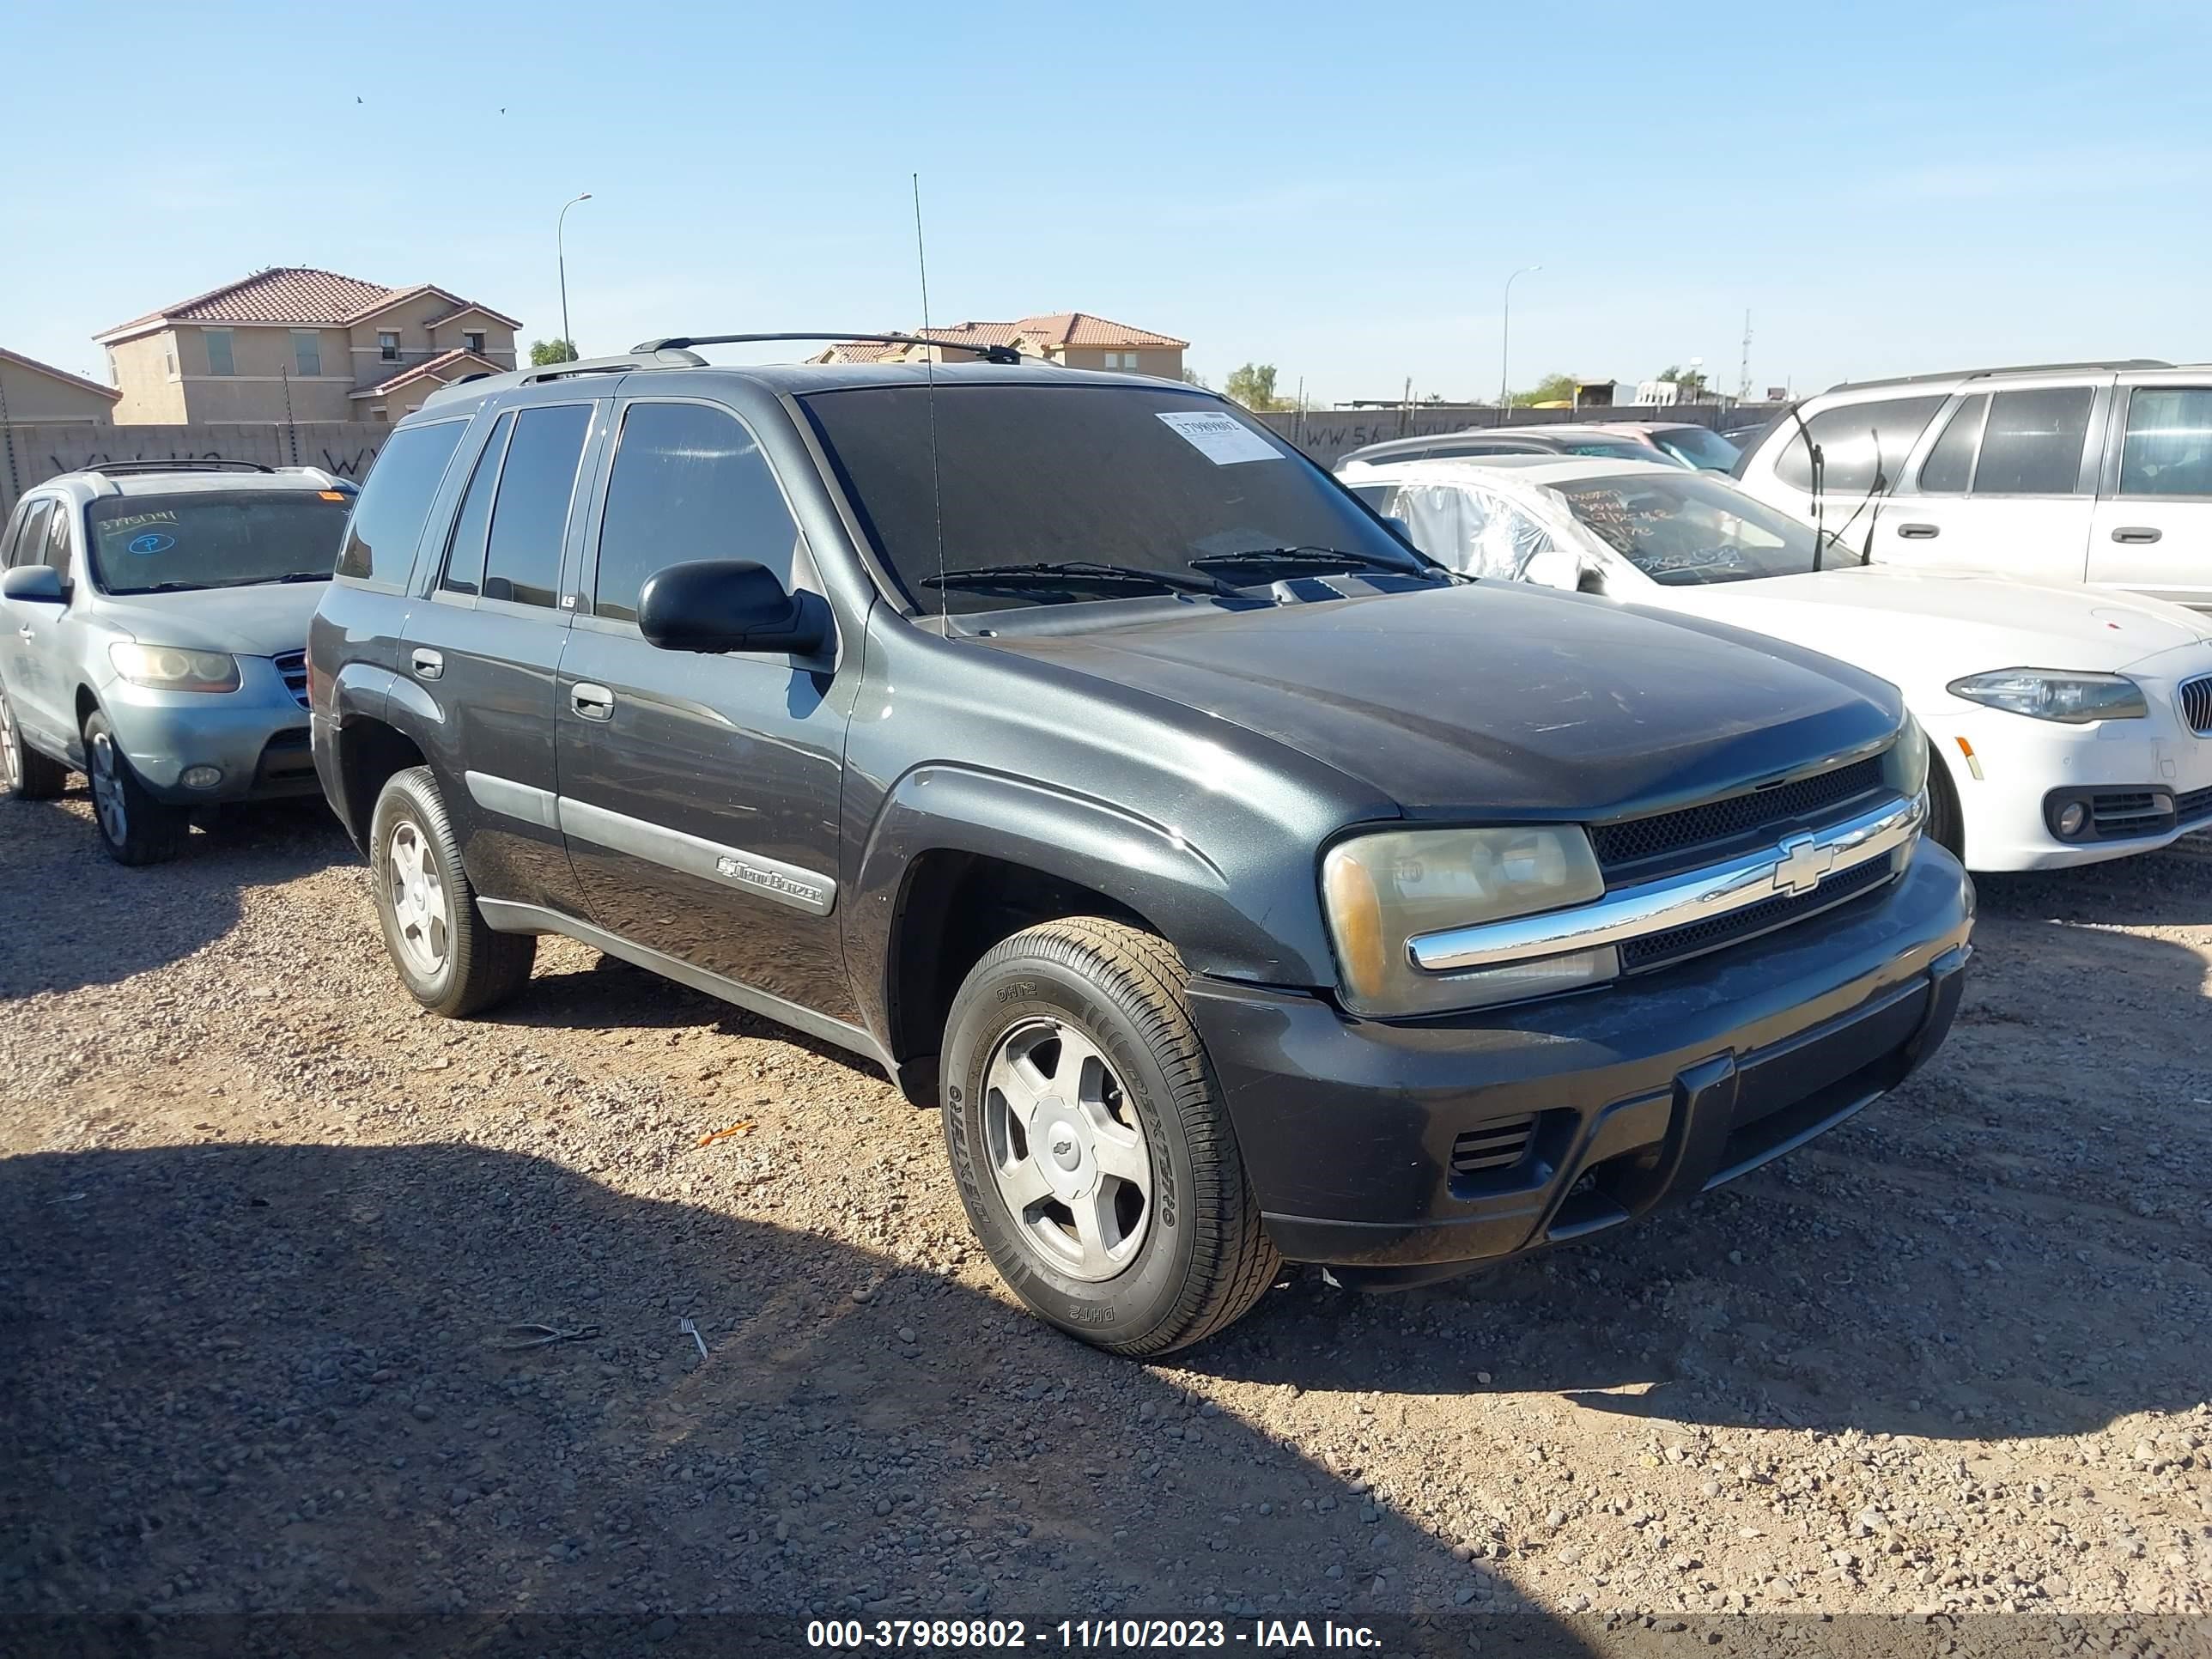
[1972,830,2212,928]
[0,794,354,1000]
[1180,881,2210,1447]
[0,1141,1583,1656]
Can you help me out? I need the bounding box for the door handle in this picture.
[410,647,444,680]
[1895,523,1941,540]
[15,626,32,641]
[571,682,615,720]
[2112,526,2163,544]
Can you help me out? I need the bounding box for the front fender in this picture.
[848,763,1340,1051]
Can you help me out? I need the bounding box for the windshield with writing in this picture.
[798,383,1427,615]
[86,491,353,595]
[1554,471,1833,586]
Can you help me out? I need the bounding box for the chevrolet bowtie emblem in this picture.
[1772,833,1835,897]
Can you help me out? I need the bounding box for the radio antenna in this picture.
[913,172,948,620]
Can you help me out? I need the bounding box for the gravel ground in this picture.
[2,790,2208,1654]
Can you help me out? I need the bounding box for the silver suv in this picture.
[0,459,356,864]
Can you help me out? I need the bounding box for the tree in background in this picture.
[529,339,579,367]
[1510,372,1578,408]
[1224,363,1294,411]
[1180,367,1209,389]
[1656,363,1708,399]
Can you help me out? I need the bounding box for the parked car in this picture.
[1349,455,2212,870]
[1577,420,1743,471]
[1731,359,2212,611]
[311,343,1971,1354]
[1336,424,1676,469]
[0,459,356,863]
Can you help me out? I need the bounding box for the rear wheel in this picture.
[368,765,535,1017]
[84,711,185,865]
[940,916,1279,1356]
[0,682,68,802]
[1926,742,1965,862]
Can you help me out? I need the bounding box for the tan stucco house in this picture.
[96,267,520,424]
[0,347,121,425]
[811,313,1187,378]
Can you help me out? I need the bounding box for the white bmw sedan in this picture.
[1341,454,2212,872]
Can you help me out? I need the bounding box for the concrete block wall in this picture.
[0,422,390,517]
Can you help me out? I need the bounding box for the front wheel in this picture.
[84,711,184,865]
[940,916,1279,1356]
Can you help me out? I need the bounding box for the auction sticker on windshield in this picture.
[1155,410,1282,466]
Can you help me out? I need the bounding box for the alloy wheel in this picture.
[386,821,451,977]
[0,687,18,795]
[88,731,127,844]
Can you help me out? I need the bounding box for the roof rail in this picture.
[631,331,1033,366]
[419,347,711,409]
[1826,359,2172,393]
[79,458,276,477]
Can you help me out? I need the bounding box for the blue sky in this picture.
[6,0,2206,405]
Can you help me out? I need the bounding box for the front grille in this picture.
[2177,785,2212,825]
[273,650,309,709]
[1450,1114,1538,1176]
[2091,790,2169,837]
[1589,755,1887,878]
[2181,675,2212,736]
[1619,853,1897,974]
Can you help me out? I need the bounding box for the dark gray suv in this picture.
[309,340,1973,1354]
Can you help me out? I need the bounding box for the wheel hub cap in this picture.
[385,822,450,976]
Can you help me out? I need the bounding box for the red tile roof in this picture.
[349,347,503,399]
[0,345,121,402]
[1013,312,1187,349]
[98,267,519,341]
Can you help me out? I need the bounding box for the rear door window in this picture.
[336,418,469,586]
[482,404,592,609]
[6,500,52,568]
[1972,386,2094,495]
[2117,387,2212,497]
[1771,396,1946,492]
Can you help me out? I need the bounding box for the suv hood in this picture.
[95,580,325,659]
[1654,566,2212,686]
[988,584,1902,818]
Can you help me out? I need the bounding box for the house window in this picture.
[204,329,235,376]
[1104,350,1142,370]
[370,405,388,422]
[165,352,177,380]
[463,331,486,355]
[379,331,400,362]
[291,330,322,378]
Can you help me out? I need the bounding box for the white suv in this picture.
[1732,359,2212,612]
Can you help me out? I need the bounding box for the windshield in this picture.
[798,383,1430,615]
[1650,428,1741,471]
[1552,471,1837,586]
[86,490,353,595]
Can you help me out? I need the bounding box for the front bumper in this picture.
[101,659,317,805]
[1188,846,1974,1285]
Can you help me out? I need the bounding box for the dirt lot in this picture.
[2,789,2209,1653]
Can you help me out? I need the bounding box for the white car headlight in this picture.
[108,642,240,693]
[1322,825,1612,1017]
[1946,669,2146,724]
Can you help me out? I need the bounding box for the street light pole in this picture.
[1498,264,1542,411]
[556,192,592,358]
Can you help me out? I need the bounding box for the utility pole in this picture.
[1498,264,1541,412]
[556,192,593,358]
[1738,310,1753,403]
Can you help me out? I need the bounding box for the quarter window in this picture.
[439,412,515,598]
[1972,386,2094,495]
[2118,388,2212,497]
[1771,396,1946,493]
[1917,395,1988,494]
[292,330,322,378]
[335,418,469,585]
[204,329,235,377]
[592,401,800,623]
[482,404,592,608]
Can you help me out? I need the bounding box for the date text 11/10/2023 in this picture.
[804,1616,1383,1649]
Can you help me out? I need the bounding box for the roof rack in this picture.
[631,331,1033,366]
[82,458,276,477]
[420,347,710,408]
[1826,359,2172,393]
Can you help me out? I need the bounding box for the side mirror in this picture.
[1,565,65,605]
[1520,546,1584,592]
[636,559,827,656]
[1383,514,1414,544]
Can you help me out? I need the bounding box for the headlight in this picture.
[1946,669,2146,724]
[1322,825,1610,1017]
[1884,708,1929,799]
[107,642,240,692]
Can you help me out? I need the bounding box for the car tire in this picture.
[1926,742,1965,862]
[83,710,185,866]
[368,764,536,1018]
[940,915,1280,1356]
[0,681,68,802]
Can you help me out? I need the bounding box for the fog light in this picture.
[2056,801,2087,838]
[180,765,223,790]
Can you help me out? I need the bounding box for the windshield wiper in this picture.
[921,561,1240,599]
[1190,545,1446,582]
[273,571,331,584]
[113,580,210,594]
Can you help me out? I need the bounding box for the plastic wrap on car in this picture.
[1390,481,1553,578]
